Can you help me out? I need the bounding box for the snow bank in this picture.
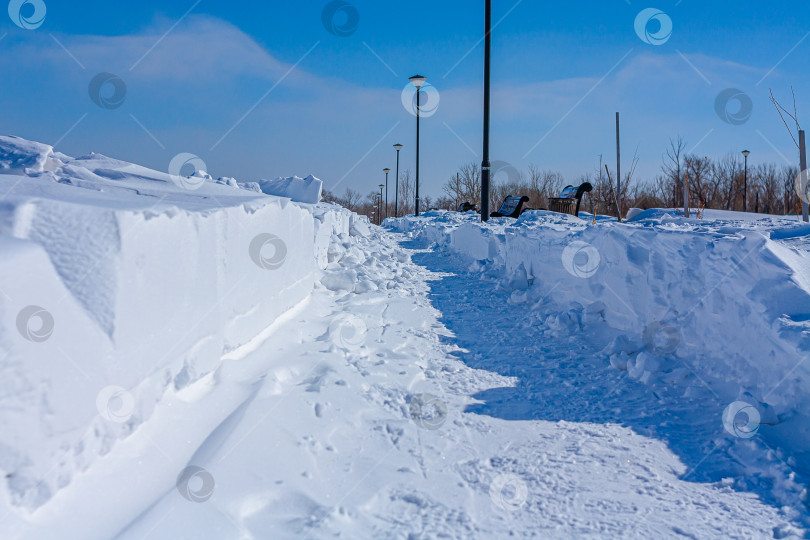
[257,175,323,204]
[0,136,65,174]
[388,210,810,468]
[0,136,365,538]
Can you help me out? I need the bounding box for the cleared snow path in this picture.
[119,228,804,539]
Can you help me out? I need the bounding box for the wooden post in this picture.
[801,130,808,222]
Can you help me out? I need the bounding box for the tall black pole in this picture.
[616,112,621,220]
[800,130,808,222]
[415,86,421,217]
[744,154,748,212]
[394,146,401,218]
[481,0,492,222]
[384,170,389,218]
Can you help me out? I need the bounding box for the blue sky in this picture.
[1,0,809,198]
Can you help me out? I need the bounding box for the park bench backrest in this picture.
[497,196,524,216]
[490,195,530,218]
[549,182,593,217]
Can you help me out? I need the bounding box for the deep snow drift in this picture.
[120,225,805,539]
[2,134,810,539]
[389,209,810,503]
[0,135,367,538]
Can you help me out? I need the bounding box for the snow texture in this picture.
[257,175,323,204]
[0,137,362,537]
[389,209,810,507]
[1,136,809,539]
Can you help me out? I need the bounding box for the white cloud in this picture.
[0,16,804,195]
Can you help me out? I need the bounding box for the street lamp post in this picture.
[409,75,427,217]
[383,168,391,219]
[481,0,492,222]
[393,144,403,217]
[742,150,750,212]
[378,184,384,225]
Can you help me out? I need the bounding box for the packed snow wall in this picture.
[0,136,367,518]
[390,210,810,466]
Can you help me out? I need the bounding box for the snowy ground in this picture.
[2,136,809,538]
[118,226,804,539]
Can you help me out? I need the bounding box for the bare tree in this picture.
[683,155,713,209]
[781,165,800,215]
[434,196,456,211]
[443,173,465,209]
[662,137,686,208]
[434,141,800,219]
[397,169,415,216]
[527,165,565,209]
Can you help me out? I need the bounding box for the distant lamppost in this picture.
[409,75,427,216]
[742,150,751,212]
[393,143,403,217]
[378,184,384,225]
[383,168,391,219]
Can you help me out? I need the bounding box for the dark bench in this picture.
[548,182,592,217]
[457,201,478,213]
[490,195,530,218]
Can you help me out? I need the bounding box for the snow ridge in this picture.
[0,136,368,536]
[389,209,810,509]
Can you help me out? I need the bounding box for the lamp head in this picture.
[379,184,385,189]
[383,168,391,174]
[393,144,403,151]
[742,150,751,158]
[409,75,427,89]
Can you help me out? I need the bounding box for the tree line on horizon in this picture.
[324,137,803,221]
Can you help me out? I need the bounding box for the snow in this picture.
[388,210,810,507]
[0,136,361,537]
[0,136,65,175]
[118,227,804,539]
[256,175,323,204]
[1,135,809,538]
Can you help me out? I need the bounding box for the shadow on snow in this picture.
[402,236,805,518]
